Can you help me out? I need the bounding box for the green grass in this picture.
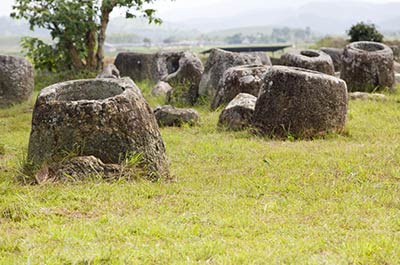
[1,74,400,264]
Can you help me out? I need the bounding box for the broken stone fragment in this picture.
[35,156,121,183]
[154,105,199,127]
[211,64,269,110]
[349,92,387,101]
[151,81,173,97]
[218,93,257,131]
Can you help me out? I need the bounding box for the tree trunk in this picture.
[67,42,85,69]
[85,1,97,70]
[86,28,97,70]
[96,6,112,71]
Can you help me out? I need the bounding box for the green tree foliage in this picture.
[347,22,384,43]
[11,0,164,72]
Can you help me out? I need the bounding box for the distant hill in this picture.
[0,16,48,37]
[165,0,400,34]
[0,16,315,44]
[2,0,400,43]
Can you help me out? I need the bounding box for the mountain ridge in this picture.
[1,0,400,39]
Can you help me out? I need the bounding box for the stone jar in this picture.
[281,49,335,75]
[0,55,34,107]
[340,41,395,92]
[199,48,271,98]
[27,78,169,179]
[253,66,348,138]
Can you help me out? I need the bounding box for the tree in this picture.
[11,0,163,71]
[347,22,384,43]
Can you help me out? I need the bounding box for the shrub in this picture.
[347,22,384,43]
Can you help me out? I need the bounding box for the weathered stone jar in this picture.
[340,41,395,92]
[115,51,203,83]
[27,78,169,179]
[0,55,34,107]
[281,49,335,75]
[115,51,203,105]
[199,48,271,98]
[253,66,348,138]
[211,64,269,110]
[163,51,204,105]
[114,52,156,82]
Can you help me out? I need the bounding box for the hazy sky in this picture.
[2,0,400,20]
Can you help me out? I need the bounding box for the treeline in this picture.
[106,27,316,45]
[224,27,314,44]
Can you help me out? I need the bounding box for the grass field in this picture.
[1,74,400,264]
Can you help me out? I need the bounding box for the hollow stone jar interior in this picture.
[354,42,385,52]
[300,50,320,57]
[55,80,125,101]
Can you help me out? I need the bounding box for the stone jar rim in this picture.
[348,41,392,55]
[36,77,137,104]
[296,49,331,61]
[266,65,342,82]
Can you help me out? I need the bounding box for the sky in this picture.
[2,0,400,20]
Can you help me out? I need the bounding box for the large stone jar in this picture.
[253,66,348,138]
[0,55,34,107]
[27,78,169,179]
[114,52,156,82]
[341,41,395,92]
